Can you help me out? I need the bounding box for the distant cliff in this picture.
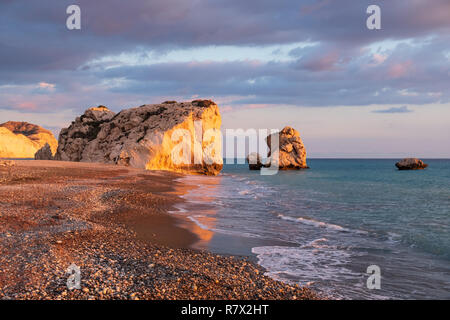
[55,101,223,175]
[0,121,57,158]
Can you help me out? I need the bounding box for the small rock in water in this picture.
[395,158,428,170]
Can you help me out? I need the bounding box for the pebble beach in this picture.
[0,160,319,300]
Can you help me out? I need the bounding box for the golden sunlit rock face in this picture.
[55,101,223,175]
[266,126,308,170]
[145,102,222,175]
[0,122,57,158]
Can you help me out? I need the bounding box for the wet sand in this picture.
[0,160,319,300]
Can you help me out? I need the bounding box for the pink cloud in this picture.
[38,82,55,90]
[17,102,38,110]
[244,104,270,110]
[220,105,234,113]
[301,51,340,72]
[372,53,387,65]
[388,61,413,78]
[300,0,331,15]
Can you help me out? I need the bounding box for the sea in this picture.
[171,159,450,299]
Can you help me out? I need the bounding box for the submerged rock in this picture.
[266,126,308,170]
[0,122,57,158]
[246,152,263,170]
[395,158,428,170]
[55,101,223,175]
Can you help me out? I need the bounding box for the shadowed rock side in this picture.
[246,152,263,170]
[34,143,54,160]
[55,101,223,175]
[395,158,428,170]
[0,122,57,158]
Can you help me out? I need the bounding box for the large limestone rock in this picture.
[395,158,428,170]
[0,122,57,158]
[266,126,308,170]
[55,101,223,175]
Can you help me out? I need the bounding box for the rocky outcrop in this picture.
[55,106,116,162]
[34,143,54,160]
[246,126,308,171]
[55,101,223,175]
[246,152,263,170]
[0,121,58,156]
[395,158,428,170]
[266,126,308,170]
[0,122,57,159]
[0,127,37,158]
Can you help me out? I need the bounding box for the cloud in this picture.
[0,0,449,115]
[38,82,55,89]
[388,61,414,79]
[1,0,449,72]
[372,106,413,113]
[299,50,341,72]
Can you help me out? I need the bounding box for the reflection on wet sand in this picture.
[189,213,216,245]
[171,175,222,249]
[171,174,295,257]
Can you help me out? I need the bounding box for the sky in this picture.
[0,0,449,158]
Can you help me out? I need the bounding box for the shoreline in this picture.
[169,175,300,260]
[0,160,320,300]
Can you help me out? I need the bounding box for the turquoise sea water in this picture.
[173,159,450,299]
